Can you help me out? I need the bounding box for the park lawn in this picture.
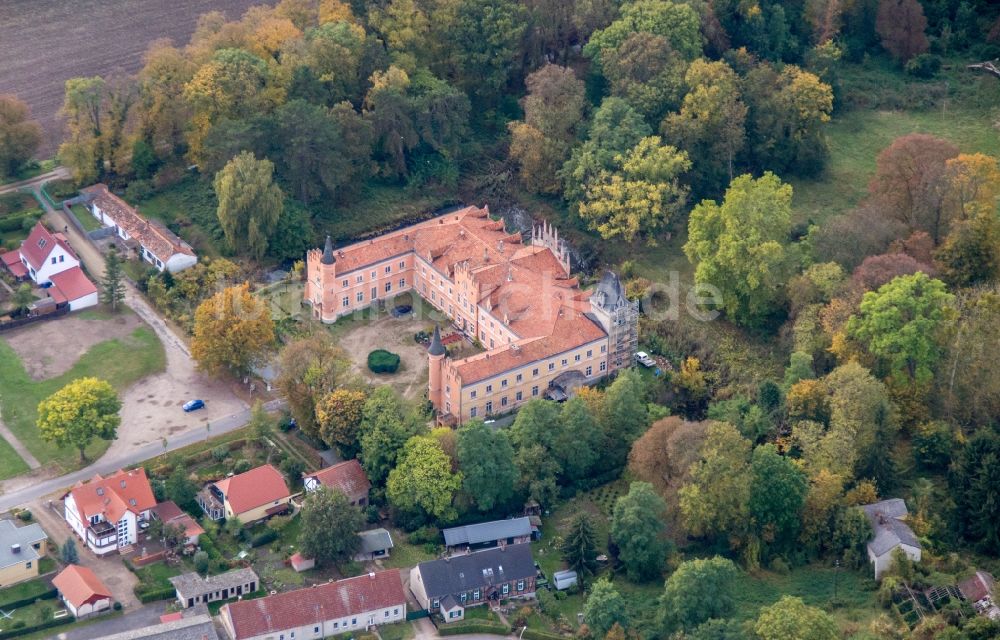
[0,325,166,476]
[789,104,1000,228]
[731,564,880,637]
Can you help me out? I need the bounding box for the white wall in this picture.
[225,603,406,640]
[68,291,98,311]
[32,244,79,284]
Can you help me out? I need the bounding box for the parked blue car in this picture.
[183,399,205,412]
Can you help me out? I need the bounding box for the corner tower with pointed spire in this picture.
[304,235,340,322]
[427,324,446,411]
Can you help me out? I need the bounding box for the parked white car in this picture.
[634,351,656,367]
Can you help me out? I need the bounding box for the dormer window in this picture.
[120,480,127,488]
[37,238,46,249]
[96,487,104,496]
[129,498,136,506]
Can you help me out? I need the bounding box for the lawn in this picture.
[133,562,183,592]
[66,203,103,232]
[377,620,415,640]
[0,577,53,608]
[382,527,438,570]
[0,325,166,476]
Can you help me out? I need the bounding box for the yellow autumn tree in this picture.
[37,378,121,461]
[943,153,1000,222]
[191,283,277,377]
[579,136,691,245]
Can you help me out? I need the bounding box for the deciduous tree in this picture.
[754,596,839,640]
[611,482,670,581]
[845,272,954,390]
[867,134,958,244]
[387,434,462,520]
[684,172,794,328]
[213,151,284,259]
[876,0,929,62]
[191,283,276,377]
[275,333,350,438]
[299,487,364,566]
[456,421,517,512]
[603,33,687,125]
[578,136,691,245]
[934,212,1000,288]
[659,556,739,633]
[584,579,629,638]
[316,389,367,456]
[661,59,747,194]
[0,95,42,178]
[748,444,808,558]
[583,0,702,68]
[37,377,121,461]
[358,387,424,487]
[679,422,752,541]
[165,467,199,513]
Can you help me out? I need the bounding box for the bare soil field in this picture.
[337,314,433,400]
[0,0,268,156]
[2,310,143,379]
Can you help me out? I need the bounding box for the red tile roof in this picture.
[81,184,195,260]
[0,250,27,278]
[68,468,157,526]
[222,570,405,640]
[213,464,291,516]
[53,565,112,608]
[20,223,76,271]
[306,460,371,500]
[48,266,97,304]
[454,308,607,384]
[152,501,205,540]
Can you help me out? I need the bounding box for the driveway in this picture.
[29,498,141,608]
[48,601,168,640]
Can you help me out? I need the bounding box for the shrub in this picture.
[408,526,440,545]
[16,509,31,522]
[367,349,401,374]
[212,445,230,462]
[125,179,153,201]
[113,601,122,611]
[136,585,176,603]
[194,550,210,574]
[251,530,278,548]
[905,54,941,78]
[232,459,253,474]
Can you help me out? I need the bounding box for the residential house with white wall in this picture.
[64,468,156,555]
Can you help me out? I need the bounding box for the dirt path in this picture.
[0,167,69,194]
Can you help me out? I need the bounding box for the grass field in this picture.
[790,104,1000,227]
[134,176,224,258]
[0,325,166,476]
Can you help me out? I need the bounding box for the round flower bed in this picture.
[367,349,401,374]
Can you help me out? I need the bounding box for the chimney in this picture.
[11,544,20,554]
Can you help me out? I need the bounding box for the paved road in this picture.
[0,399,283,513]
[0,167,69,195]
[48,602,168,640]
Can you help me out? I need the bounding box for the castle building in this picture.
[304,206,638,424]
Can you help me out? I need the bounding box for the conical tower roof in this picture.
[428,324,445,356]
[321,235,335,265]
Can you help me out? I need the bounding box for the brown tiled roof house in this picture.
[303,459,371,505]
[304,208,639,424]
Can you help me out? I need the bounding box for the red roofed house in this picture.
[151,500,205,548]
[0,222,97,310]
[64,468,157,555]
[52,564,113,618]
[219,569,406,640]
[304,211,639,425]
[80,184,197,273]
[303,459,371,505]
[197,464,293,524]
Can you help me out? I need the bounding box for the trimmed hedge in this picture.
[0,210,41,233]
[136,585,176,603]
[437,621,511,636]
[0,614,74,639]
[521,629,567,640]
[250,530,278,548]
[0,587,57,610]
[367,349,401,374]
